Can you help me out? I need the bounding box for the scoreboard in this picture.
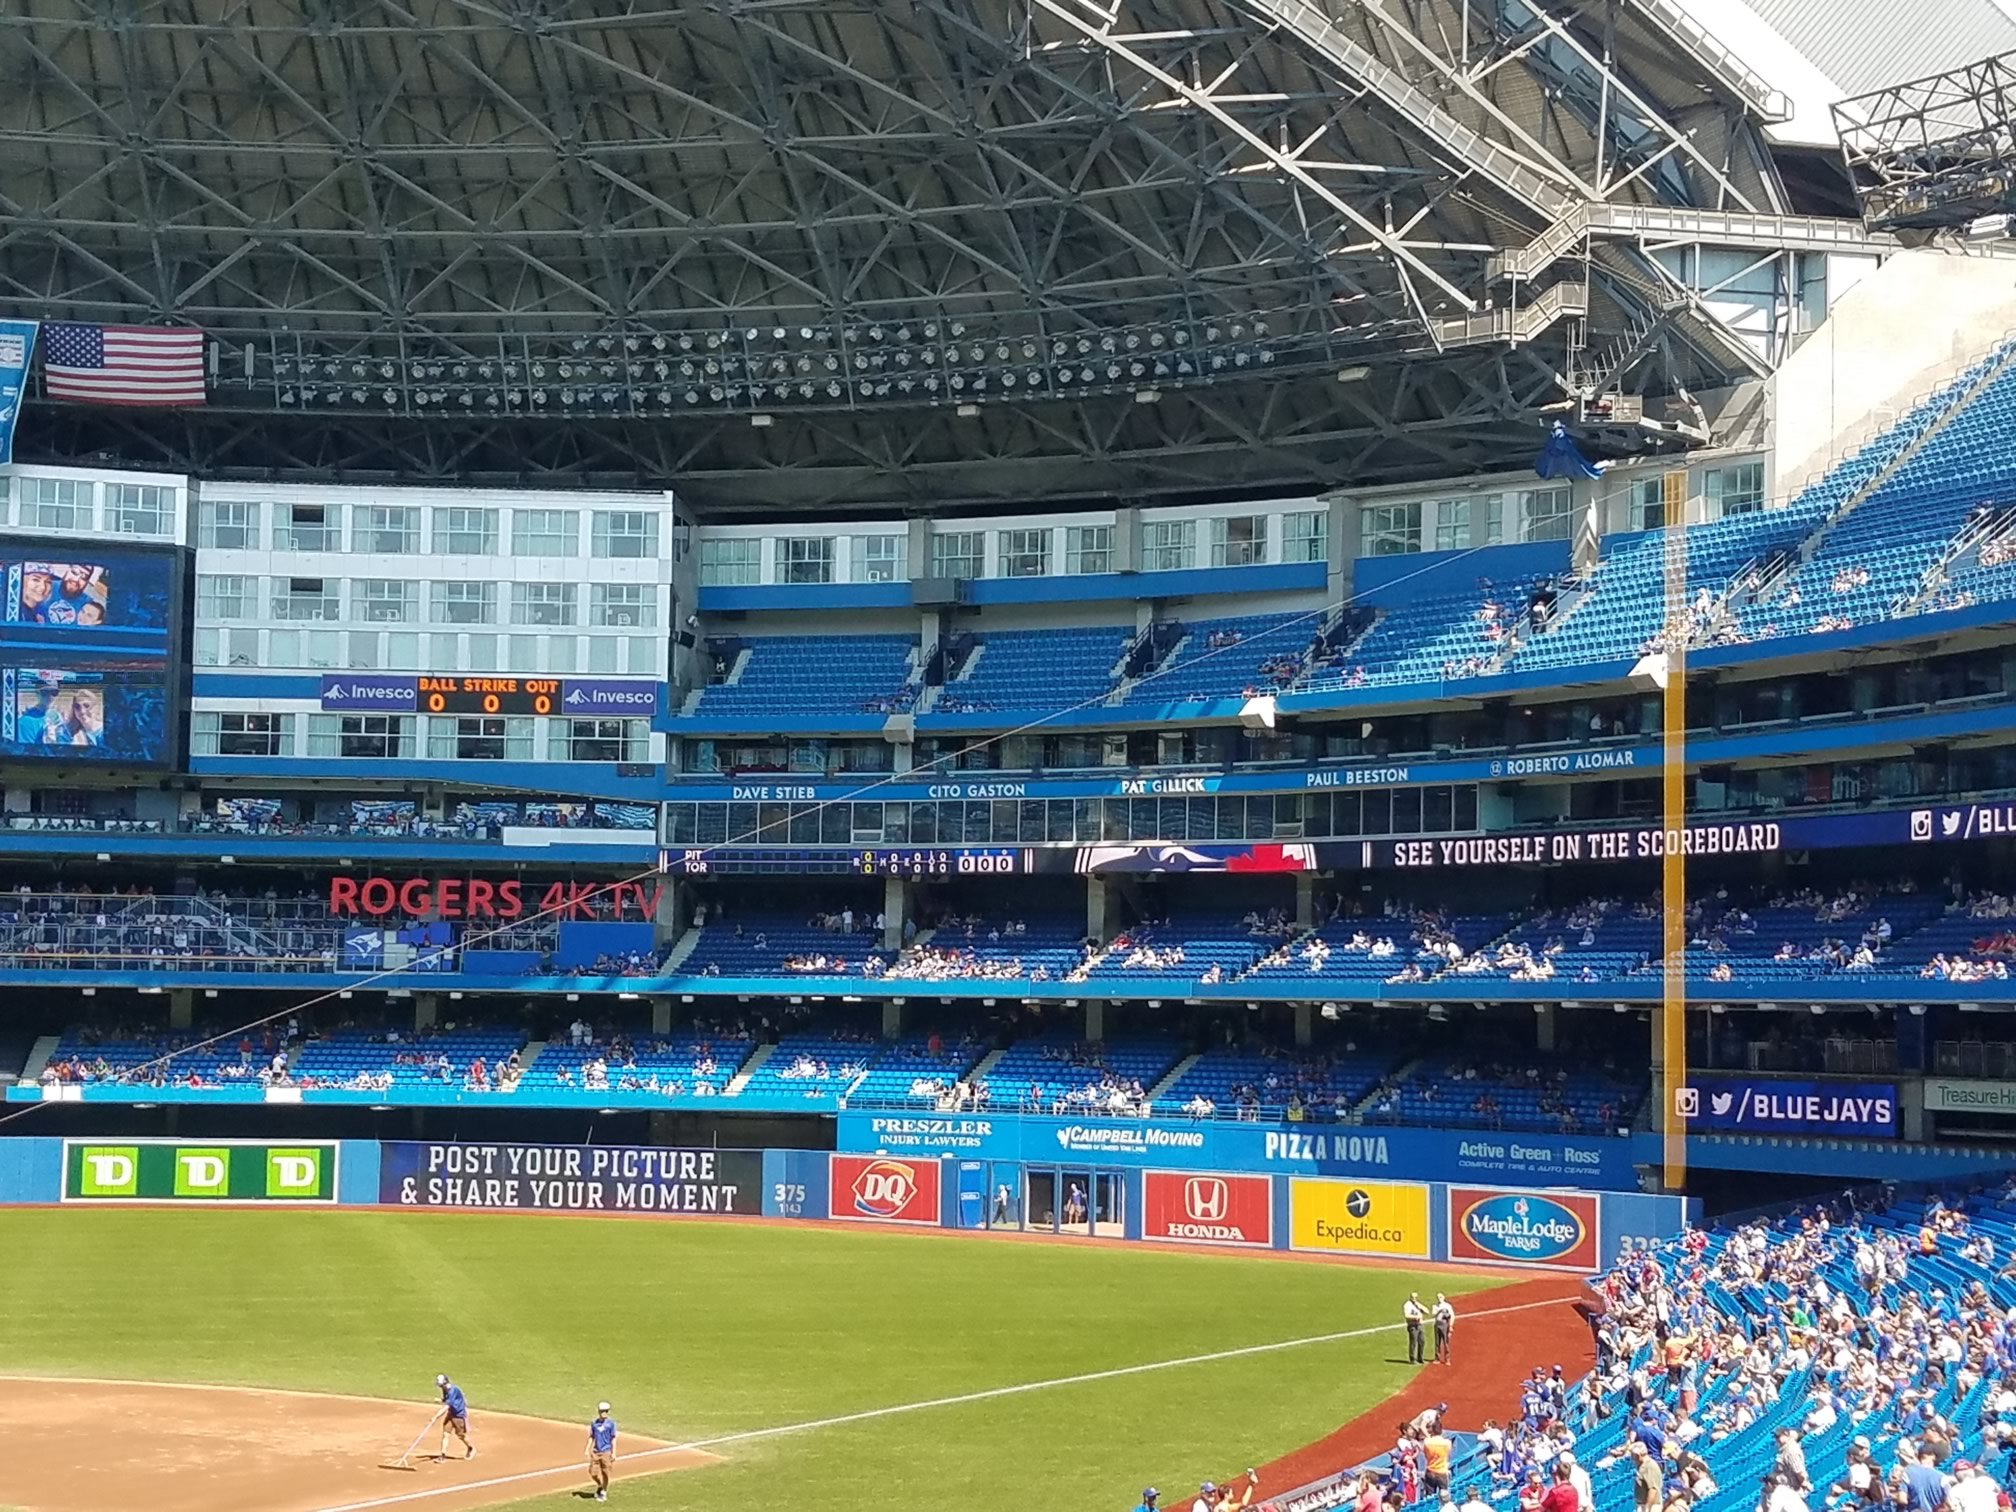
[666,846,1026,877]
[418,676,560,716]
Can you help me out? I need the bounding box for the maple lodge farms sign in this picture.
[327,876,663,921]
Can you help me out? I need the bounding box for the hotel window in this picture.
[198,499,260,549]
[854,534,904,582]
[1707,461,1764,517]
[353,579,417,623]
[930,530,983,580]
[351,505,420,555]
[306,714,412,759]
[1142,519,1195,570]
[591,511,658,559]
[591,584,654,628]
[1211,515,1268,567]
[1065,524,1112,575]
[1363,501,1421,555]
[510,508,578,557]
[699,538,760,585]
[433,507,498,555]
[274,502,337,552]
[272,577,339,622]
[27,479,92,532]
[512,582,577,627]
[1000,528,1050,578]
[431,581,496,625]
[197,574,252,621]
[193,711,294,757]
[108,483,171,535]
[778,536,835,585]
[1432,500,1469,553]
[1522,487,1573,542]
[1283,510,1328,563]
[426,716,534,761]
[561,718,649,762]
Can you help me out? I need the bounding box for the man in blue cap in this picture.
[1134,1489,1160,1512]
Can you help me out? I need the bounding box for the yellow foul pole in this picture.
[1660,519,1689,1192]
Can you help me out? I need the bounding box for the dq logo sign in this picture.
[829,1154,939,1225]
[1143,1170,1272,1247]
[1448,1186,1598,1269]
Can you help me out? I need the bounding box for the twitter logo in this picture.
[1941,811,1963,838]
[1710,1091,1735,1116]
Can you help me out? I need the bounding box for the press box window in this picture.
[27,479,93,532]
[433,507,499,555]
[431,581,496,625]
[275,502,337,552]
[778,536,835,584]
[591,584,654,627]
[512,582,577,626]
[699,538,760,585]
[354,579,417,623]
[108,483,172,535]
[1000,529,1050,578]
[1211,515,1267,567]
[510,509,579,557]
[352,505,420,554]
[1142,519,1195,570]
[1065,525,1112,575]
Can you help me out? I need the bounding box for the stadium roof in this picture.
[0,0,1883,512]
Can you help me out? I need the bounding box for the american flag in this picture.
[42,322,206,407]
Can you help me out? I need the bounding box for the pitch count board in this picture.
[418,676,559,716]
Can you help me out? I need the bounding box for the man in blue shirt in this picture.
[437,1373,474,1460]
[1133,1487,1160,1512]
[1904,1451,1950,1512]
[586,1401,617,1502]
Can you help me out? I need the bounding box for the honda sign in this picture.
[1143,1169,1272,1247]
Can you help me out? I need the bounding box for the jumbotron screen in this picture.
[0,535,189,768]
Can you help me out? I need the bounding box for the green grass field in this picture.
[10,1210,1511,1511]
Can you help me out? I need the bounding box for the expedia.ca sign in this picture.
[1448,1186,1598,1269]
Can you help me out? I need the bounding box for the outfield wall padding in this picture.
[0,1132,1691,1272]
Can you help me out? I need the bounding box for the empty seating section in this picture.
[1369,1054,1644,1132]
[693,635,916,717]
[1122,612,1309,703]
[944,627,1129,710]
[1326,578,1544,686]
[984,1034,1178,1112]
[1737,347,2016,639]
[293,1027,527,1089]
[1156,1044,1393,1118]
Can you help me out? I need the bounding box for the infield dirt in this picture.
[0,1377,713,1512]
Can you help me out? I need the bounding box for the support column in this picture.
[1085,1001,1105,1042]
[651,996,672,1035]
[414,993,439,1033]
[1086,878,1110,942]
[1325,493,1359,608]
[1535,1003,1557,1053]
[1572,475,1602,577]
[1294,874,1317,931]
[1294,1001,1314,1048]
[168,989,193,1031]
[652,878,682,953]
[882,877,908,951]
[881,1001,903,1039]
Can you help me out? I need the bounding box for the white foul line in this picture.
[308,1293,1575,1512]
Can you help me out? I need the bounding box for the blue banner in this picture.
[0,321,35,466]
[835,1111,1643,1190]
[320,674,419,712]
[1677,1076,1897,1137]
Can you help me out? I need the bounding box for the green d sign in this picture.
[64,1141,338,1203]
